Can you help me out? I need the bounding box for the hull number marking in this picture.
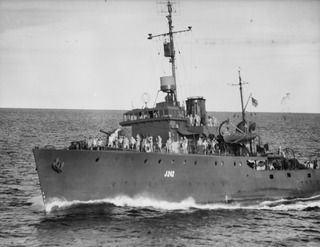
[164,170,175,178]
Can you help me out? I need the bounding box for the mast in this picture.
[232,69,248,124]
[148,1,192,104]
[167,1,176,96]
[238,69,245,123]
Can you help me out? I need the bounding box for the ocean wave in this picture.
[31,194,320,214]
[256,194,320,211]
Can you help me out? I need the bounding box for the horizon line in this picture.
[0,106,319,114]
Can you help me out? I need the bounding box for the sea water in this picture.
[1,108,319,246]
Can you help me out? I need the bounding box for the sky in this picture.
[0,0,319,113]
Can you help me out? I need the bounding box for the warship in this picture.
[33,1,320,209]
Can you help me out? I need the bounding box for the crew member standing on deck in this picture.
[136,134,141,151]
[156,135,162,152]
[130,136,136,150]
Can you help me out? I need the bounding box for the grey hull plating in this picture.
[33,148,320,206]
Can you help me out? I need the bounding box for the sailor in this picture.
[193,114,197,126]
[108,129,120,148]
[182,136,188,154]
[136,134,141,151]
[257,161,266,170]
[93,137,98,150]
[196,114,201,126]
[87,136,93,150]
[156,136,162,152]
[123,136,130,149]
[270,164,275,170]
[188,114,194,126]
[97,138,104,150]
[142,137,149,152]
[130,136,136,149]
[118,136,123,148]
[197,136,203,153]
[179,137,184,152]
[211,137,218,153]
[313,159,318,169]
[166,133,173,153]
[197,136,203,146]
[202,138,208,154]
[148,136,154,152]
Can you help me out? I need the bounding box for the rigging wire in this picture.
[174,31,194,104]
[153,90,161,108]
[174,35,184,102]
[158,37,167,75]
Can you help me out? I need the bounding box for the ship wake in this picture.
[34,194,320,214]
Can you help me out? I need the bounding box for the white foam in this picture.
[42,194,320,213]
[105,195,243,211]
[44,195,243,213]
[257,199,320,211]
[29,195,45,211]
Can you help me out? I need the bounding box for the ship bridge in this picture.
[120,98,218,143]
[120,102,187,142]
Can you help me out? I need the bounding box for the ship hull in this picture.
[33,149,320,207]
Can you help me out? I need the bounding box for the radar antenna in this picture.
[148,1,192,104]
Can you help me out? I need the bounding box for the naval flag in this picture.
[251,97,258,107]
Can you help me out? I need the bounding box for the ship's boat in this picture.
[33,1,320,210]
[219,119,257,144]
[223,133,256,144]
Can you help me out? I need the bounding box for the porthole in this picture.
[158,159,162,164]
[287,173,291,178]
[144,159,148,164]
[194,160,197,165]
[95,157,100,162]
[215,161,217,166]
[269,174,274,179]
[234,162,236,166]
[308,173,311,178]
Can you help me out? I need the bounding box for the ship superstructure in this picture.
[120,1,215,144]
